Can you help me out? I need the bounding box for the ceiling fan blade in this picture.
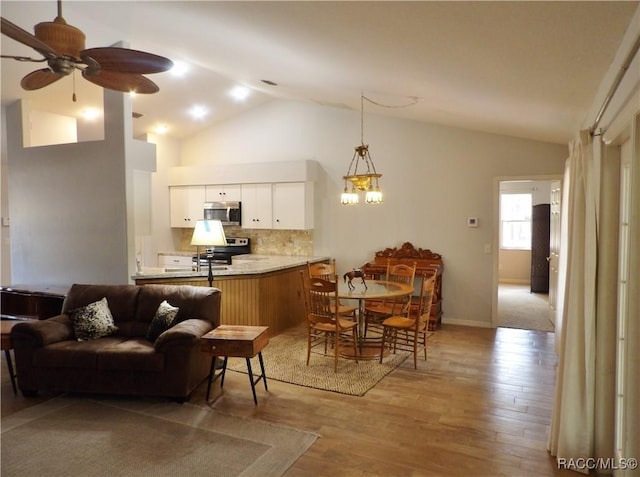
[81,47,173,75]
[20,68,64,90]
[1,17,58,59]
[82,69,159,94]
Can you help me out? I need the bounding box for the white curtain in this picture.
[548,130,598,471]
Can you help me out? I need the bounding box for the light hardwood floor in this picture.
[1,324,575,476]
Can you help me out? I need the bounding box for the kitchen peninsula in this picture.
[134,255,327,333]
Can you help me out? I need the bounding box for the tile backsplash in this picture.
[180,227,313,256]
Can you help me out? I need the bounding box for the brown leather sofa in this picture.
[11,283,220,401]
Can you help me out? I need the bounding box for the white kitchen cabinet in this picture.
[272,182,314,230]
[169,186,205,228]
[205,184,242,202]
[241,183,272,229]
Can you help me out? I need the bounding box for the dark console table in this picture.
[1,286,67,320]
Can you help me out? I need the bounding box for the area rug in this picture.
[226,332,409,396]
[1,396,317,477]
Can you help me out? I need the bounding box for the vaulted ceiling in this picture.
[1,1,638,144]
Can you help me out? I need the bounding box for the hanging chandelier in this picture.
[340,94,383,205]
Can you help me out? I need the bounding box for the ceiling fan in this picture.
[0,0,173,97]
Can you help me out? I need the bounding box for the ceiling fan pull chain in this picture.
[72,68,76,102]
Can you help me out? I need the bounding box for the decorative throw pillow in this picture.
[68,297,118,341]
[146,300,180,343]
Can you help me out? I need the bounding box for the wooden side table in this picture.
[200,325,269,405]
[1,320,26,395]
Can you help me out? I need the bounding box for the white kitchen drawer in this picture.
[158,254,193,268]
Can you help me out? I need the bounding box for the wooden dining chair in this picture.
[364,259,417,335]
[379,273,436,369]
[308,260,357,320]
[300,271,358,371]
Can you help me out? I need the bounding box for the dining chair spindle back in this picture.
[379,273,436,369]
[300,271,359,372]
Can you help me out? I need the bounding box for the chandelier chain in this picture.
[360,93,364,144]
[362,95,420,109]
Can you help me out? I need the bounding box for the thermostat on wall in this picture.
[467,217,478,228]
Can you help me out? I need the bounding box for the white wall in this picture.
[27,109,77,147]
[0,107,10,284]
[5,89,157,287]
[178,99,568,326]
[146,133,183,265]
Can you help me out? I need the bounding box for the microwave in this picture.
[203,201,241,226]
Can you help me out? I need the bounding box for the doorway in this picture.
[492,175,562,332]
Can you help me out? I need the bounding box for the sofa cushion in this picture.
[62,284,141,324]
[136,285,221,327]
[68,297,118,341]
[146,300,179,342]
[33,337,127,368]
[96,339,163,372]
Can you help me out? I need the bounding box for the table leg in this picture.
[206,356,216,402]
[358,298,366,339]
[206,356,228,403]
[257,351,268,391]
[339,298,389,361]
[220,357,229,388]
[5,349,17,395]
[245,358,258,405]
[245,352,268,405]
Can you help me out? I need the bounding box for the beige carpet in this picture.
[226,331,409,396]
[498,283,555,332]
[1,396,317,477]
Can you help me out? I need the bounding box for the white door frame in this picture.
[491,174,563,329]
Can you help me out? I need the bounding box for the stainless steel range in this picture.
[193,237,251,267]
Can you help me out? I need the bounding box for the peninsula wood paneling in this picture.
[134,265,307,333]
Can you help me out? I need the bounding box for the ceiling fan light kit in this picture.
[1,0,173,97]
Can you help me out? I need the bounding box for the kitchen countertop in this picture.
[133,254,328,280]
[157,251,193,257]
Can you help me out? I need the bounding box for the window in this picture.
[500,193,532,249]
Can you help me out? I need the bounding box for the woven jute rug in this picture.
[1,396,317,477]
[227,332,409,396]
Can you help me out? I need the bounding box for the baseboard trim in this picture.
[441,317,493,328]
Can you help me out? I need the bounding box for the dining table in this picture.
[337,279,414,360]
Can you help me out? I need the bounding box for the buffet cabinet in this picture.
[360,242,443,330]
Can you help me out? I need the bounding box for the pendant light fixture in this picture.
[340,94,383,205]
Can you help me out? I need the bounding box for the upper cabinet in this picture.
[272,182,314,230]
[241,183,273,229]
[168,160,319,230]
[169,186,205,228]
[205,184,241,202]
[241,182,314,230]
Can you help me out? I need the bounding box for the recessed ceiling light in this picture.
[154,124,169,135]
[80,108,101,120]
[229,85,251,102]
[189,105,209,120]
[171,61,189,77]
